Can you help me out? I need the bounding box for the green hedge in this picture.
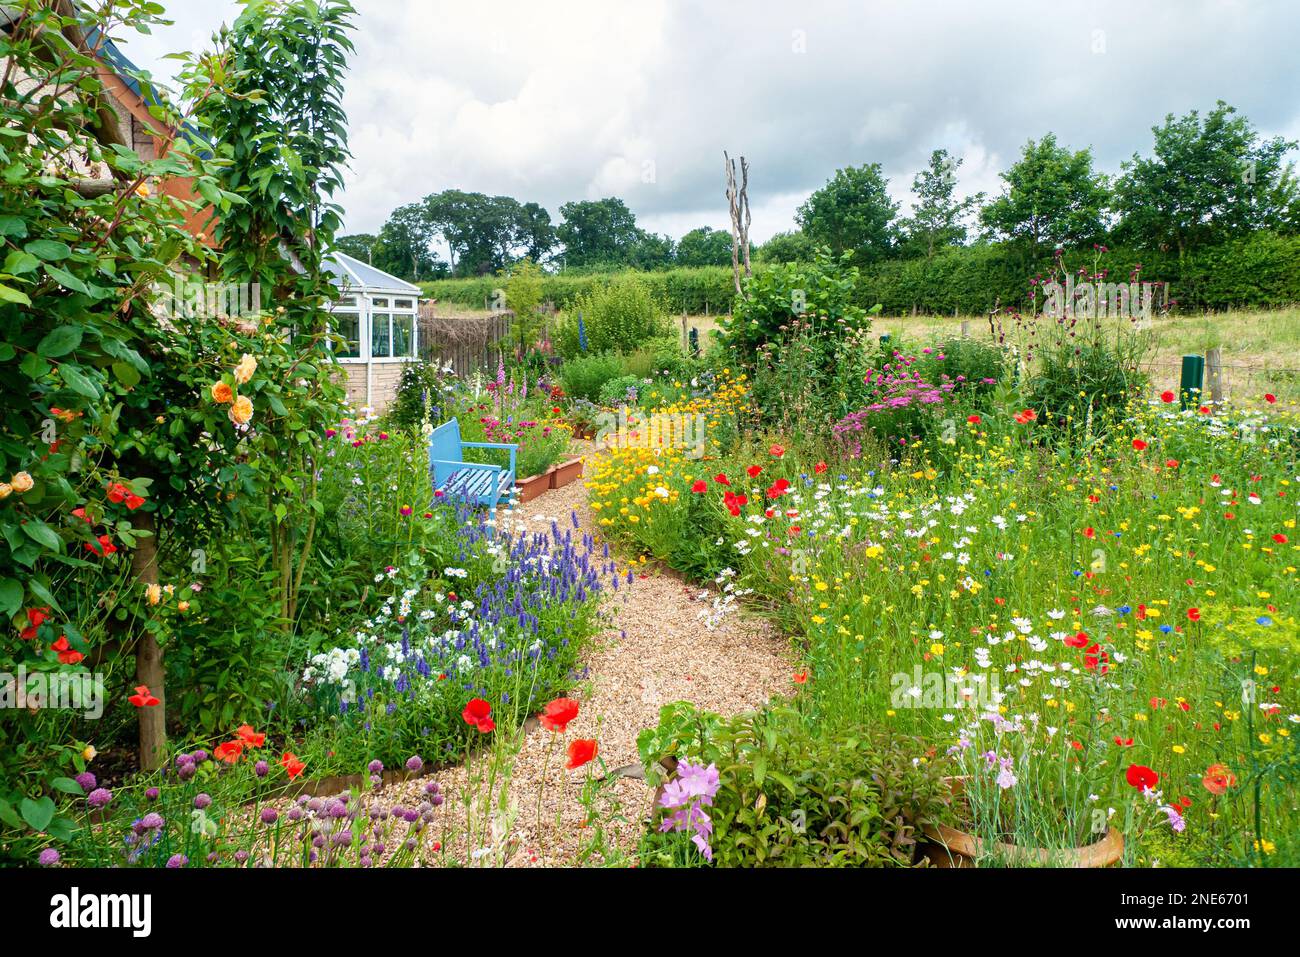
[422,233,1300,317]
[855,232,1300,315]
[422,266,740,315]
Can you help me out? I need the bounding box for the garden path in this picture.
[386,442,792,867]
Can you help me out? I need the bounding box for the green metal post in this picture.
[1179,354,1205,410]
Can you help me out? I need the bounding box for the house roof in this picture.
[325,252,423,296]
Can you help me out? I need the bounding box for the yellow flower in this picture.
[82,744,97,762]
[177,600,190,613]
[228,395,254,426]
[234,353,258,385]
[10,471,34,493]
[0,483,11,500]
[145,583,162,605]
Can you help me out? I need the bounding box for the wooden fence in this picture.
[418,305,513,377]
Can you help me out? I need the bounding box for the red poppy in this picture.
[1160,390,1175,403]
[461,697,495,733]
[745,465,763,478]
[1178,796,1192,809]
[214,740,244,763]
[540,697,580,733]
[1264,393,1276,404]
[281,752,306,780]
[566,738,598,769]
[235,724,266,748]
[84,534,117,556]
[967,414,981,424]
[1113,736,1134,747]
[1165,458,1179,469]
[769,444,785,458]
[49,635,83,665]
[128,684,160,707]
[1014,409,1037,424]
[1198,406,1210,415]
[792,669,808,685]
[1202,764,1236,795]
[713,473,731,486]
[813,461,827,474]
[1125,763,1158,791]
[1132,438,1148,451]
[690,480,707,494]
[1186,607,1201,622]
[1065,631,1090,649]
[1273,533,1288,544]
[20,606,51,641]
[1082,642,1109,674]
[1083,527,1095,539]
[1150,696,1166,709]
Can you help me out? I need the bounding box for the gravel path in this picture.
[385,446,793,867]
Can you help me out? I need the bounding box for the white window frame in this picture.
[328,291,419,364]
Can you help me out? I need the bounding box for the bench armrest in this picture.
[461,441,516,474]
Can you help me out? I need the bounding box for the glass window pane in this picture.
[394,298,414,310]
[371,313,391,357]
[392,314,414,358]
[371,297,389,309]
[333,312,360,358]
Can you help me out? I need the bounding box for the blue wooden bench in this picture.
[428,419,518,524]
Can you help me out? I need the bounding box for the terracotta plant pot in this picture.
[549,456,584,489]
[921,777,1124,868]
[515,472,550,503]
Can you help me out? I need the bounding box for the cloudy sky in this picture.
[118,0,1300,243]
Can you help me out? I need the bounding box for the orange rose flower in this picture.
[211,381,234,404]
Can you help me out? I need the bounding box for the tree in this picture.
[516,201,557,264]
[335,233,377,263]
[676,226,733,267]
[1114,101,1300,255]
[979,134,1110,251]
[627,231,676,270]
[373,202,438,280]
[796,163,899,263]
[556,197,644,268]
[898,149,984,259]
[755,230,814,264]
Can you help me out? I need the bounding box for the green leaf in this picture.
[0,578,22,617]
[112,361,141,388]
[27,578,63,615]
[0,283,32,306]
[21,520,62,552]
[43,264,89,295]
[37,325,83,358]
[25,239,71,261]
[51,777,85,795]
[20,796,55,833]
[59,365,100,399]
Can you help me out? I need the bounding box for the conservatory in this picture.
[324,252,424,411]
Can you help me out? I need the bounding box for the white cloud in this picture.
[117,0,1300,242]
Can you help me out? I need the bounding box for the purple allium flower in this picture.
[424,779,440,795]
[86,788,113,809]
[165,854,187,868]
[192,750,209,763]
[288,807,303,822]
[260,808,279,825]
[139,812,164,830]
[405,755,423,773]
[368,759,383,774]
[234,850,249,864]
[74,772,97,792]
[38,848,60,867]
[145,787,160,801]
[193,793,212,810]
[177,763,196,782]
[254,760,269,778]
